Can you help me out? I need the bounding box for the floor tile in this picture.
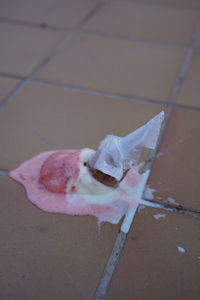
[37,34,186,102]
[83,1,199,45]
[0,175,118,300]
[177,48,200,108]
[107,206,200,300]
[0,76,20,103]
[0,23,66,76]
[146,108,200,211]
[0,82,164,170]
[0,0,99,28]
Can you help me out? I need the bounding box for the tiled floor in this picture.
[0,0,200,299]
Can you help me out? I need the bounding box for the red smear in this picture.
[39,150,80,194]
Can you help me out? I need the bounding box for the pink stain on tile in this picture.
[9,149,141,224]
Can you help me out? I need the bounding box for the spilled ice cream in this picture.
[9,112,164,225]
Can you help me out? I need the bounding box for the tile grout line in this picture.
[0,16,192,49]
[0,0,104,32]
[0,0,199,29]
[2,71,200,112]
[175,103,200,112]
[31,78,167,106]
[0,72,25,80]
[77,1,105,29]
[0,1,104,111]
[1,75,200,112]
[0,16,71,31]
[139,199,200,218]
[108,0,200,10]
[93,17,200,300]
[80,30,188,48]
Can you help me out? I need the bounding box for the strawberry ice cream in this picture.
[9,112,164,226]
[9,148,141,224]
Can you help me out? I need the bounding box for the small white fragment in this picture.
[153,214,166,220]
[176,246,185,253]
[144,185,156,200]
[156,196,162,200]
[138,205,146,212]
[197,256,200,260]
[165,197,177,205]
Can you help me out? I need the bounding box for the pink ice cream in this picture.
[9,148,141,224]
[9,112,164,225]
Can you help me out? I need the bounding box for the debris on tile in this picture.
[143,184,156,200]
[176,246,186,253]
[138,205,146,212]
[153,214,166,220]
[156,196,162,200]
[164,197,178,206]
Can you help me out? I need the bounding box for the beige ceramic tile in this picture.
[0,23,66,76]
[177,48,200,108]
[84,1,199,45]
[0,175,118,300]
[0,0,99,28]
[108,207,200,300]
[0,82,164,170]
[146,108,200,211]
[37,34,186,102]
[0,76,20,103]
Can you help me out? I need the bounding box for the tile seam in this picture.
[175,103,200,112]
[2,74,200,112]
[31,78,167,106]
[140,199,200,218]
[0,16,71,31]
[80,30,189,48]
[1,75,200,112]
[0,72,25,80]
[0,0,104,32]
[107,0,200,10]
[0,16,192,48]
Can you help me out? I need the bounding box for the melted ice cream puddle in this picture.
[9,148,141,225]
[9,112,165,227]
